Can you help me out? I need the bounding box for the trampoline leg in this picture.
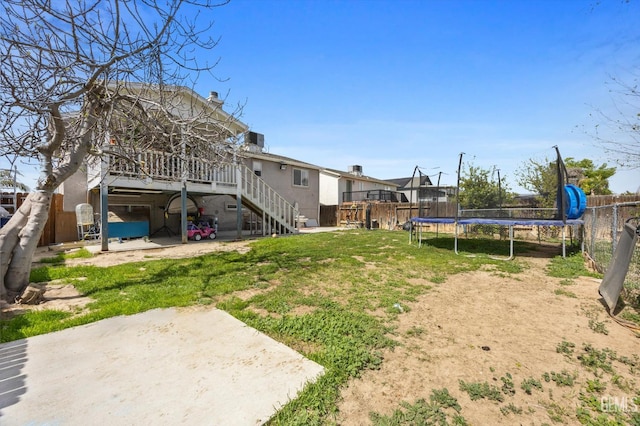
[489,225,514,261]
[509,226,514,260]
[454,224,459,255]
[562,226,566,258]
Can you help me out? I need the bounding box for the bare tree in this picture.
[591,74,640,170]
[0,0,239,302]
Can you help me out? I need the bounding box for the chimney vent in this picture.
[207,91,223,106]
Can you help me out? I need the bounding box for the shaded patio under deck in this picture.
[85,147,299,251]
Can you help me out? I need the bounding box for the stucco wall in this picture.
[245,158,320,222]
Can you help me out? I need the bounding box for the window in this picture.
[293,168,309,187]
[253,160,262,176]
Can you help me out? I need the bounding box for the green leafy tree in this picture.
[516,157,558,208]
[459,164,513,210]
[565,158,615,195]
[517,157,616,206]
[0,168,30,192]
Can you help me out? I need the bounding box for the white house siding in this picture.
[319,173,339,205]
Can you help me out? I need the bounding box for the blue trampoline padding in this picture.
[411,217,456,224]
[412,217,584,226]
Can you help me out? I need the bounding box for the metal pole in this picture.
[100,178,109,252]
[181,184,187,244]
[497,169,502,212]
[455,153,463,223]
[612,203,618,254]
[436,171,441,238]
[590,207,596,257]
[180,127,188,244]
[236,165,243,240]
[455,153,464,243]
[100,153,109,252]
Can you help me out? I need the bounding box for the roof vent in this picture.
[348,165,363,176]
[207,91,223,106]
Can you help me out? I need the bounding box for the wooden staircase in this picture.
[237,165,298,235]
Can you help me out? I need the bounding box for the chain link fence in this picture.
[583,202,640,291]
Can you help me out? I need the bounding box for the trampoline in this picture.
[411,217,584,260]
[409,147,587,260]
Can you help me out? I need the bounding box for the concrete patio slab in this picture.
[0,307,324,425]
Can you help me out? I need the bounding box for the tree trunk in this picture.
[0,192,53,302]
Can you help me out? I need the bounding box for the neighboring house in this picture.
[319,165,402,206]
[0,167,18,215]
[384,175,455,204]
[385,175,434,204]
[59,85,318,246]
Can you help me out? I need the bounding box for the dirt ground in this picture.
[336,255,640,425]
[7,239,640,424]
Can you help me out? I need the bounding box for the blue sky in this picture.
[205,0,639,193]
[2,0,639,193]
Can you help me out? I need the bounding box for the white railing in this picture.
[89,147,297,234]
[90,147,238,187]
[238,165,297,234]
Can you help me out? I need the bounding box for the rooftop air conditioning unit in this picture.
[348,165,363,176]
[247,131,264,148]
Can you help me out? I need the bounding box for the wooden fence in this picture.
[1,193,76,247]
[323,194,640,229]
[586,194,640,207]
[322,201,457,229]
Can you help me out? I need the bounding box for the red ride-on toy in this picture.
[187,221,217,240]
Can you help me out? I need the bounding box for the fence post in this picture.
[612,203,618,254]
[590,207,596,256]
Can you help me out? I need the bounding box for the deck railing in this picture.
[101,148,237,187]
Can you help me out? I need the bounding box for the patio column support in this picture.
[181,183,187,244]
[180,126,188,244]
[100,152,109,252]
[236,164,242,240]
[100,179,109,251]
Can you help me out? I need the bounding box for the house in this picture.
[201,134,322,232]
[0,167,18,215]
[385,174,455,204]
[59,85,320,248]
[319,165,403,206]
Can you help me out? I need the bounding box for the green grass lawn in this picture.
[2,229,629,425]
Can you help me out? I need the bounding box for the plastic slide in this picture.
[598,220,640,313]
